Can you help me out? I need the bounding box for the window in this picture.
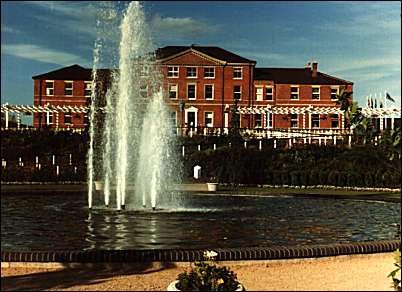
[265,86,273,101]
[312,86,320,100]
[47,113,53,125]
[290,86,299,100]
[139,84,148,98]
[84,82,92,97]
[233,67,242,79]
[290,114,298,128]
[204,84,214,100]
[256,87,263,101]
[170,111,177,131]
[233,85,241,100]
[64,81,73,96]
[187,84,196,100]
[331,114,339,128]
[186,67,197,78]
[204,67,215,78]
[45,81,54,96]
[331,87,339,100]
[205,111,214,127]
[167,66,179,78]
[312,114,320,128]
[255,114,262,128]
[140,65,150,77]
[266,112,273,128]
[64,112,72,124]
[168,84,178,99]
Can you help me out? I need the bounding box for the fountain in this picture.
[87,1,180,211]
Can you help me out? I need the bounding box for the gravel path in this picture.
[1,252,397,291]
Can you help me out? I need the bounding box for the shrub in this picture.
[176,262,240,291]
[388,249,401,291]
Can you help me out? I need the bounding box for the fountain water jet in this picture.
[88,1,181,211]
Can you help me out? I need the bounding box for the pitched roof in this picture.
[156,45,256,64]
[32,64,112,80]
[32,64,92,80]
[254,68,353,85]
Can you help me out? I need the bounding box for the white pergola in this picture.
[1,102,400,131]
[237,104,401,131]
[1,103,97,129]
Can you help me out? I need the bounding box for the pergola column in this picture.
[17,113,21,129]
[56,112,59,130]
[379,115,384,131]
[5,110,9,129]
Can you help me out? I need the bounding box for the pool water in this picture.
[1,191,400,251]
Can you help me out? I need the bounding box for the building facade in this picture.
[31,45,353,132]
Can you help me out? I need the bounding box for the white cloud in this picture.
[2,44,89,66]
[150,14,219,39]
[325,56,401,74]
[1,26,21,34]
[321,2,400,36]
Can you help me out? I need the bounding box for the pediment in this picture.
[161,49,224,66]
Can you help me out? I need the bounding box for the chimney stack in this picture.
[311,61,318,77]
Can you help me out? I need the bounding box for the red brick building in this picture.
[32,45,353,132]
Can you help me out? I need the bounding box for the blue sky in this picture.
[1,1,401,108]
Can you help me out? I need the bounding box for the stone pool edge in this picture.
[2,240,400,266]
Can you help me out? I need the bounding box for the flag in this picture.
[386,92,395,103]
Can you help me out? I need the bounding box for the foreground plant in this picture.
[173,250,242,291]
[176,261,240,291]
[388,248,401,291]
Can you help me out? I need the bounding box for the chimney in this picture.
[311,61,318,77]
[305,62,311,69]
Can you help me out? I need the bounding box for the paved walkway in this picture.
[1,253,398,291]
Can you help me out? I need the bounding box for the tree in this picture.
[335,87,353,129]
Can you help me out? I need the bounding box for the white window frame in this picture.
[139,84,148,98]
[204,84,214,100]
[255,113,262,128]
[265,112,273,128]
[168,84,178,99]
[290,114,298,128]
[233,85,242,100]
[45,80,54,96]
[187,83,197,100]
[64,112,72,124]
[233,67,242,79]
[204,67,215,79]
[84,81,92,97]
[170,111,177,128]
[331,86,339,100]
[186,66,197,78]
[204,111,214,128]
[140,64,150,77]
[265,86,273,101]
[312,86,320,100]
[64,81,73,96]
[256,86,263,101]
[311,114,320,128]
[46,112,53,125]
[331,114,339,128]
[167,66,179,78]
[290,86,299,100]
